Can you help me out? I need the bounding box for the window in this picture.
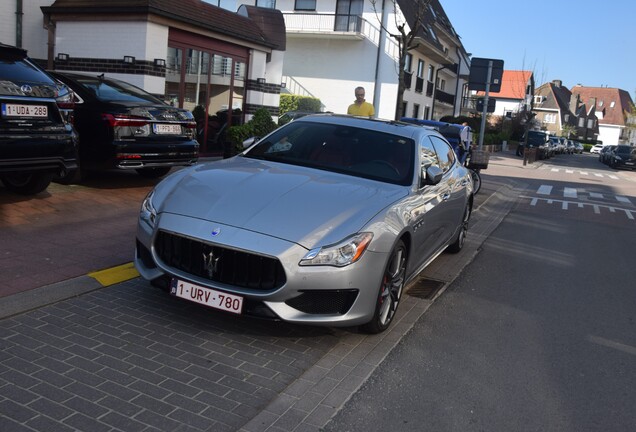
[424,105,430,120]
[413,104,420,118]
[402,101,407,116]
[427,65,435,82]
[295,0,316,10]
[429,136,455,173]
[404,54,412,72]
[256,0,276,7]
[598,100,604,107]
[610,101,615,108]
[533,95,544,105]
[417,60,424,78]
[587,119,594,128]
[544,113,556,124]
[419,137,439,172]
[578,118,584,127]
[427,25,438,42]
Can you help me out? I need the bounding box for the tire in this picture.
[136,167,171,179]
[361,240,407,334]
[447,202,471,254]
[470,169,481,194]
[1,172,53,195]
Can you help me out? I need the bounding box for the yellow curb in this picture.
[88,262,139,287]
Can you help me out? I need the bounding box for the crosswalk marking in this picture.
[526,185,635,220]
[564,187,577,198]
[537,185,552,195]
[543,167,623,180]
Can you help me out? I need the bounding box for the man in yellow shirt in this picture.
[347,86,375,117]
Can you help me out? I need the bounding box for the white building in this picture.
[236,0,470,121]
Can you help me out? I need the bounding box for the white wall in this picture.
[598,124,622,146]
[1,0,53,59]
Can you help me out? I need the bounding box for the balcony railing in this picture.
[426,81,434,97]
[283,13,380,43]
[434,89,455,105]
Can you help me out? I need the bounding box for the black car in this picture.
[524,130,551,159]
[607,145,636,170]
[49,71,199,181]
[0,43,77,195]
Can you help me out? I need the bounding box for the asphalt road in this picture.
[324,153,636,431]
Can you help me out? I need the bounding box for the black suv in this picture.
[0,43,77,195]
[49,71,199,181]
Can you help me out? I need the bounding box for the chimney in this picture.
[552,79,562,87]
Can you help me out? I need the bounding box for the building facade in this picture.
[236,0,470,121]
[570,85,635,146]
[3,0,287,155]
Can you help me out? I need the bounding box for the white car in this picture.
[590,144,604,154]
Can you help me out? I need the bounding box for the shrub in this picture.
[279,94,322,116]
[226,108,278,156]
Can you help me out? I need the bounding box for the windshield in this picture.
[244,121,415,186]
[615,145,635,155]
[527,131,548,146]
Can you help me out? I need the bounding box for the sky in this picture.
[441,0,636,97]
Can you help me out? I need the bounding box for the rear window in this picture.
[71,76,164,104]
[0,56,58,97]
[615,145,634,154]
[527,131,548,146]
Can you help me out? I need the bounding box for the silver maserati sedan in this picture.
[135,114,473,333]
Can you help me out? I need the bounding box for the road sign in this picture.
[476,97,496,113]
[468,58,504,92]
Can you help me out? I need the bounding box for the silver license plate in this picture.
[171,279,243,314]
[2,103,48,118]
[153,124,181,134]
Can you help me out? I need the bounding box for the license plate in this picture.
[626,162,634,166]
[153,124,181,134]
[170,279,243,314]
[1,103,48,118]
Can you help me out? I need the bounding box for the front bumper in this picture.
[134,212,387,327]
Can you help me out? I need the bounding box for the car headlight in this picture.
[300,233,373,267]
[140,190,157,227]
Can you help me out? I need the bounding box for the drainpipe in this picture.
[16,0,23,47]
[372,0,387,116]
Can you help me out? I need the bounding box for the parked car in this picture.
[48,71,199,181]
[565,140,576,154]
[0,43,77,195]
[135,114,474,333]
[599,145,617,164]
[590,144,604,154]
[548,136,567,155]
[524,130,551,159]
[573,141,584,154]
[607,145,636,170]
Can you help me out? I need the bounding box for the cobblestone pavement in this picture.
[0,151,531,431]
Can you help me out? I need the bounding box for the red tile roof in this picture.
[570,86,634,126]
[477,70,533,100]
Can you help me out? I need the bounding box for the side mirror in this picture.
[420,165,443,187]
[242,136,259,149]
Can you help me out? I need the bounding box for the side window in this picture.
[419,137,439,171]
[429,135,455,173]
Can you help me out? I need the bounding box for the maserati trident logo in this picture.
[203,250,220,278]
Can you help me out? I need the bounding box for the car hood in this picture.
[156,157,408,249]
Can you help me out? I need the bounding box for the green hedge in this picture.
[279,94,322,115]
[226,108,277,157]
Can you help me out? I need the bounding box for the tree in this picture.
[370,0,432,120]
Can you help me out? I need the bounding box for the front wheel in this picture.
[1,172,52,195]
[361,240,407,334]
[470,169,481,194]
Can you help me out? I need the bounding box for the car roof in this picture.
[294,113,435,139]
